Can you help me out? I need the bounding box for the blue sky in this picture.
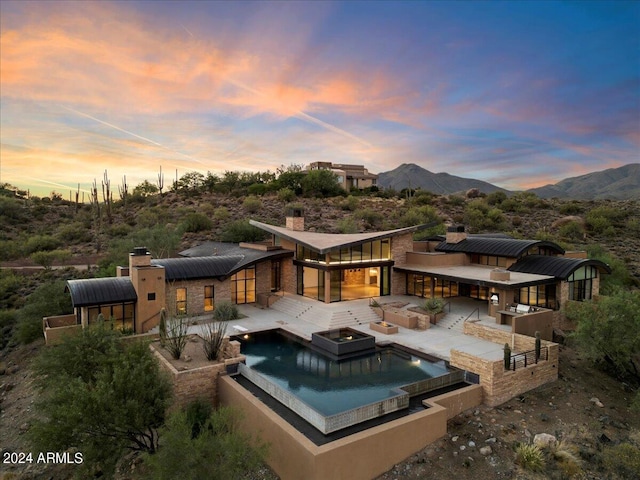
[1,0,638,197]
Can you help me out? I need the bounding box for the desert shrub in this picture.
[567,289,640,380]
[0,239,23,261]
[549,440,582,477]
[30,324,172,477]
[0,310,17,350]
[514,443,545,472]
[0,196,25,224]
[24,234,61,254]
[0,270,24,310]
[337,217,358,234]
[341,195,360,211]
[511,215,523,227]
[422,297,445,314]
[182,212,213,233]
[201,321,228,361]
[486,191,507,206]
[586,245,637,292]
[602,443,640,479]
[242,195,262,213]
[107,223,132,238]
[57,222,92,243]
[30,249,71,269]
[558,201,583,215]
[220,220,267,243]
[355,208,383,228]
[586,214,612,234]
[410,190,435,205]
[499,197,524,213]
[142,406,268,480]
[626,218,640,235]
[212,301,239,322]
[558,221,585,241]
[247,183,268,196]
[213,206,230,221]
[135,208,163,228]
[446,195,465,206]
[164,317,189,360]
[16,280,72,344]
[277,187,296,203]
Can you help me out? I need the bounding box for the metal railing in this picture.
[506,347,549,371]
[464,307,480,322]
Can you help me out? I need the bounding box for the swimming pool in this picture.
[232,329,463,433]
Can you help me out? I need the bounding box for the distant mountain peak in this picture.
[377,163,506,195]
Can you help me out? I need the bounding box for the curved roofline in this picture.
[436,238,565,258]
[66,277,137,308]
[508,255,611,279]
[250,220,438,254]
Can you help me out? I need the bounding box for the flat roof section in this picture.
[394,264,556,288]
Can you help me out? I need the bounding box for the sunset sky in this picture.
[1,0,638,197]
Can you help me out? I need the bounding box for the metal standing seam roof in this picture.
[508,255,611,279]
[66,277,137,308]
[155,244,294,281]
[435,238,565,258]
[249,220,437,254]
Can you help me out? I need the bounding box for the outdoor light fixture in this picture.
[490,293,499,305]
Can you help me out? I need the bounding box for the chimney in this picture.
[285,207,305,231]
[446,225,467,244]
[129,246,151,268]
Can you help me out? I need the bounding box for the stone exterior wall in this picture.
[165,278,230,317]
[391,233,414,295]
[255,261,272,296]
[152,339,244,409]
[453,322,559,407]
[280,239,298,295]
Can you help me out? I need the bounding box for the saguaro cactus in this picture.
[503,343,511,370]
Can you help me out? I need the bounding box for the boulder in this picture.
[533,433,557,448]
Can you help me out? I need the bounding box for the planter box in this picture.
[370,321,398,335]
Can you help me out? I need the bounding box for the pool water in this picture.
[234,329,450,416]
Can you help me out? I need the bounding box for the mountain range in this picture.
[377,163,640,200]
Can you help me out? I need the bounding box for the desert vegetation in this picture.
[1,171,639,479]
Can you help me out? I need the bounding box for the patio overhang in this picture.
[393,264,556,289]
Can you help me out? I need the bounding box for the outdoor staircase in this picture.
[271,296,380,330]
[435,313,466,332]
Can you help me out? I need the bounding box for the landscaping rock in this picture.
[533,433,557,448]
[480,446,492,456]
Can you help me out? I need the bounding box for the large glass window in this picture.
[567,266,597,302]
[324,239,392,264]
[516,284,557,309]
[88,302,135,332]
[231,266,256,304]
[204,285,214,311]
[176,288,187,314]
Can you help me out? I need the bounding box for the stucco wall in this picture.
[405,251,468,267]
[218,376,482,480]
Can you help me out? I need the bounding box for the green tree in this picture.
[132,180,159,198]
[177,171,206,195]
[29,324,173,476]
[181,212,213,233]
[30,249,71,270]
[220,220,268,243]
[143,405,268,480]
[566,290,640,381]
[301,169,343,197]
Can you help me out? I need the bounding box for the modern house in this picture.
[307,161,378,191]
[47,211,608,342]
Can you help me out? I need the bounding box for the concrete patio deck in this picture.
[186,294,508,362]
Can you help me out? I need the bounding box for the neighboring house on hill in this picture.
[49,212,609,343]
[307,161,378,190]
